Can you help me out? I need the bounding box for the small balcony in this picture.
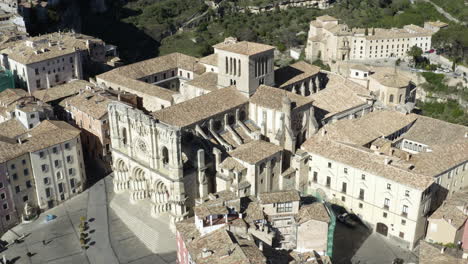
[383,205,389,210]
[401,212,408,218]
[202,214,239,227]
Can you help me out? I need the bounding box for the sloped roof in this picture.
[302,137,434,190]
[259,190,300,204]
[152,86,248,128]
[229,140,282,164]
[249,85,313,111]
[33,80,89,103]
[0,120,81,163]
[296,203,330,224]
[275,61,320,88]
[213,41,275,56]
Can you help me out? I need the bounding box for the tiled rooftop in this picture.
[259,190,300,204]
[213,40,275,56]
[229,140,282,164]
[3,32,104,64]
[0,120,81,163]
[275,61,320,88]
[250,85,313,111]
[152,86,248,128]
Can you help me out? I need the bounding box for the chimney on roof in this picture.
[406,153,412,161]
[258,241,263,251]
[441,247,446,254]
[201,248,213,258]
[384,158,391,165]
[321,129,327,136]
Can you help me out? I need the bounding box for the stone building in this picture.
[176,190,331,264]
[425,188,468,249]
[0,91,53,126]
[60,86,114,168]
[0,88,28,123]
[0,32,115,93]
[96,52,206,111]
[105,38,388,233]
[301,110,468,249]
[0,118,86,234]
[305,15,436,63]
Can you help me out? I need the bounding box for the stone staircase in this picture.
[110,191,176,254]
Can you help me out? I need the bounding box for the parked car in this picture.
[337,213,358,227]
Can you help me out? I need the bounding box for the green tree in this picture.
[407,46,423,58]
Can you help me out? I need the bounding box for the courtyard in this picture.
[0,175,176,264]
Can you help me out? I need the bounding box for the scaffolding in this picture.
[304,189,336,258]
[0,68,14,93]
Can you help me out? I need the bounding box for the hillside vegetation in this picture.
[159,0,450,58]
[431,0,468,23]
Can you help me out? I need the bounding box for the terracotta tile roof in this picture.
[199,53,217,66]
[259,190,300,204]
[0,120,80,163]
[402,115,468,146]
[195,191,241,218]
[419,241,466,264]
[0,119,26,138]
[229,140,282,164]
[96,52,205,101]
[175,217,201,244]
[98,52,204,80]
[319,110,418,145]
[275,61,320,88]
[220,157,246,172]
[194,204,228,218]
[213,41,275,56]
[296,203,330,224]
[186,228,267,264]
[365,26,433,40]
[98,73,176,101]
[0,89,28,106]
[310,75,372,118]
[151,86,248,128]
[59,90,114,120]
[244,201,265,223]
[185,72,218,92]
[3,32,104,64]
[249,85,313,111]
[429,189,468,229]
[302,137,435,190]
[370,68,412,87]
[350,64,370,72]
[33,80,90,103]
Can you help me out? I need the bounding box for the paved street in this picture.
[0,176,175,264]
[85,180,119,264]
